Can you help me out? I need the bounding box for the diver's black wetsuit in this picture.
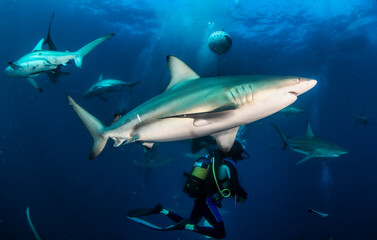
[185,155,247,239]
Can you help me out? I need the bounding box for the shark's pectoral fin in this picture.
[8,62,21,70]
[211,126,239,153]
[112,138,125,147]
[97,95,108,101]
[296,154,315,165]
[141,142,154,149]
[160,105,237,127]
[27,77,43,92]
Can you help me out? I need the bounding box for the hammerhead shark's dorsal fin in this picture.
[98,74,103,82]
[306,121,315,138]
[165,55,200,90]
[296,154,315,165]
[32,39,45,52]
[211,126,239,153]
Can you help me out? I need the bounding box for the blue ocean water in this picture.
[0,0,377,239]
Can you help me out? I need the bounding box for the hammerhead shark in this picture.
[67,55,317,159]
[272,121,348,165]
[4,31,114,92]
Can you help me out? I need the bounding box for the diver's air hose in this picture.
[211,157,231,198]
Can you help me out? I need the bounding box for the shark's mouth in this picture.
[288,91,298,96]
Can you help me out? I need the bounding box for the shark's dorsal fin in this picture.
[32,39,45,52]
[98,74,103,82]
[306,121,315,138]
[165,55,200,90]
[211,127,239,153]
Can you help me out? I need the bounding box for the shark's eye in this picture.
[297,78,301,83]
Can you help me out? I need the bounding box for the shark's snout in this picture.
[295,78,317,96]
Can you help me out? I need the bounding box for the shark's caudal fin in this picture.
[66,94,108,159]
[73,33,115,68]
[272,123,288,150]
[44,12,57,51]
[126,81,141,94]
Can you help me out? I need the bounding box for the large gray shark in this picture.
[272,122,348,165]
[4,33,114,92]
[83,74,140,101]
[67,55,317,159]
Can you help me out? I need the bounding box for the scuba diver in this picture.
[126,139,249,239]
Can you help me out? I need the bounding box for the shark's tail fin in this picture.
[127,81,141,94]
[66,94,108,159]
[271,123,288,150]
[73,33,115,68]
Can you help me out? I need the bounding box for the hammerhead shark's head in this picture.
[83,74,141,101]
[67,56,317,159]
[4,33,114,92]
[272,122,348,165]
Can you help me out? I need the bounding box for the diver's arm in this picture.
[223,161,248,201]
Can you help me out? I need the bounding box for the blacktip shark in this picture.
[67,55,317,159]
[4,33,115,92]
[272,121,348,165]
[83,74,141,101]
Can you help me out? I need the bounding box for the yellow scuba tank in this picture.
[183,157,211,198]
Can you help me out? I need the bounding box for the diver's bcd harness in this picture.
[183,152,231,199]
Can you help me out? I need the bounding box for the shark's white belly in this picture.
[132,92,297,142]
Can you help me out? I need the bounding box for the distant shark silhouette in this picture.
[272,121,348,165]
[353,113,370,127]
[4,30,114,92]
[278,106,305,116]
[83,74,140,101]
[67,55,316,159]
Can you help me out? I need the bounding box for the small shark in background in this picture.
[83,74,140,101]
[67,55,316,159]
[353,113,370,127]
[4,32,114,92]
[278,106,305,116]
[26,207,43,240]
[272,121,348,165]
[43,12,70,84]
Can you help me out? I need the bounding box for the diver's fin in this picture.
[32,39,44,52]
[165,55,200,90]
[27,77,43,92]
[127,216,189,231]
[211,126,239,153]
[8,62,21,70]
[66,94,108,159]
[296,154,315,165]
[126,204,163,218]
[271,123,288,150]
[306,121,315,138]
[26,207,43,240]
[73,33,114,68]
[44,12,57,51]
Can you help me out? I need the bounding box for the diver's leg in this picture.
[160,208,185,223]
[188,197,226,239]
